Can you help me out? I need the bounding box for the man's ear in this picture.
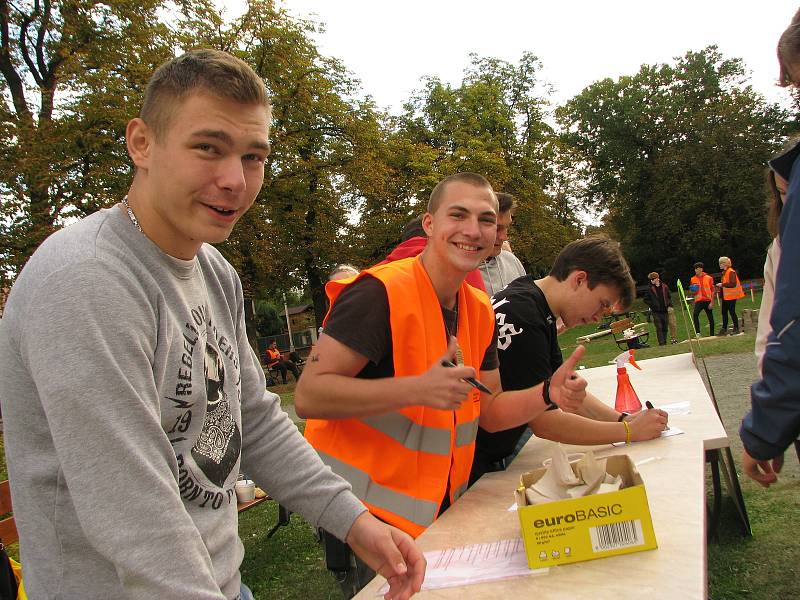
[126,118,154,169]
[422,212,434,237]
[572,270,588,289]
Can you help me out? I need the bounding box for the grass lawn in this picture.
[1,289,795,598]
[558,290,764,369]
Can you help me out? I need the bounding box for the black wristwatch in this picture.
[542,378,557,408]
[617,412,630,422]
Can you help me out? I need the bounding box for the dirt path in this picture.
[700,352,798,481]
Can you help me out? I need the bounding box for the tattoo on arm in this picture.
[310,354,320,362]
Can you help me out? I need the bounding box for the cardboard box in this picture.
[514,454,657,567]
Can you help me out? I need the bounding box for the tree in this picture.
[253,299,282,337]
[557,47,791,282]
[182,0,399,327]
[394,53,581,274]
[0,0,178,282]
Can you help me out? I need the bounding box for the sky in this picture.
[216,0,800,114]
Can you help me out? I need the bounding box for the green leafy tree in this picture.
[394,53,581,274]
[187,0,399,327]
[0,0,178,282]
[557,47,790,282]
[253,299,282,337]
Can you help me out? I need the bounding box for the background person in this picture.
[715,256,745,335]
[0,49,424,600]
[478,192,526,295]
[689,261,715,337]
[329,264,359,281]
[265,340,301,384]
[643,271,676,345]
[756,153,790,370]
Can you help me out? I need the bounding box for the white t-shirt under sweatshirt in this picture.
[0,206,365,599]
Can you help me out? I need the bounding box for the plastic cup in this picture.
[235,479,256,503]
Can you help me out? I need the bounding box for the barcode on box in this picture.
[589,519,644,552]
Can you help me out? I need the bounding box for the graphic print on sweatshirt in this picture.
[167,303,242,509]
[191,342,241,487]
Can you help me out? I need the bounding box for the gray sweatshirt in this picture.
[0,207,365,599]
[479,250,526,296]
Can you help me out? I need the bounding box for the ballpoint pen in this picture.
[441,360,492,394]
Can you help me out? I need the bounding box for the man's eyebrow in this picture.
[447,204,497,218]
[190,129,271,152]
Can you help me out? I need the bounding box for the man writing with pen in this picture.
[471,235,669,485]
[294,173,588,595]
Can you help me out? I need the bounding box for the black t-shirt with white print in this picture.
[471,275,562,482]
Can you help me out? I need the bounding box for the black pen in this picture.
[441,360,492,394]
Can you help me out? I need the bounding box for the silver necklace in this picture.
[121,195,143,233]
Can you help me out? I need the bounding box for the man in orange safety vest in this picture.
[690,261,715,337]
[294,172,588,595]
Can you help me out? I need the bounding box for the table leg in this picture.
[718,447,752,536]
[705,449,722,541]
[266,504,293,538]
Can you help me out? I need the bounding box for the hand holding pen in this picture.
[417,337,486,410]
[440,360,492,393]
[626,403,669,441]
[646,401,670,430]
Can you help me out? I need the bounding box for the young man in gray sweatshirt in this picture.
[0,49,424,600]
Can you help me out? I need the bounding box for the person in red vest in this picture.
[295,172,587,594]
[715,256,745,335]
[690,261,715,337]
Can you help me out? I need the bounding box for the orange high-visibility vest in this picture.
[265,347,281,366]
[691,272,714,302]
[305,256,495,537]
[721,267,745,301]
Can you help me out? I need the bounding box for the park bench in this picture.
[236,490,292,538]
[609,317,649,350]
[575,317,649,349]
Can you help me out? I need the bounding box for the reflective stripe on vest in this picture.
[359,413,480,455]
[318,450,439,529]
[360,413,452,456]
[455,418,480,448]
[452,481,469,502]
[722,268,745,300]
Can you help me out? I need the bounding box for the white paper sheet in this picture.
[658,401,691,415]
[377,538,547,595]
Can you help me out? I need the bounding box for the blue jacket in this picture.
[740,160,800,460]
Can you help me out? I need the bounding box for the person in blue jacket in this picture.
[739,10,800,487]
[740,138,800,487]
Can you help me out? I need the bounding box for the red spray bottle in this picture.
[614,350,642,413]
